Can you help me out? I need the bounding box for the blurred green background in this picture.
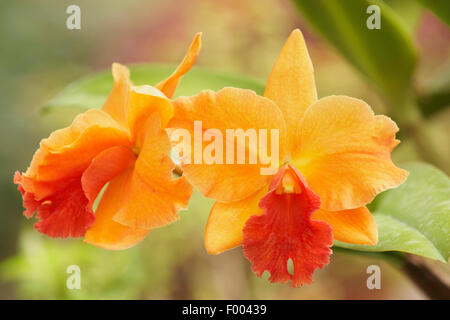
[0,0,448,299]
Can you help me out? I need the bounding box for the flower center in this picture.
[132,146,140,156]
[276,168,302,194]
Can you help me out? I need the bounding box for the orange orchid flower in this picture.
[169,29,408,286]
[14,33,201,250]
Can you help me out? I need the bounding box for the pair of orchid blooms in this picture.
[15,30,407,286]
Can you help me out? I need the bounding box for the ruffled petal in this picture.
[84,168,150,250]
[264,29,317,155]
[292,95,408,211]
[126,85,173,146]
[102,63,131,128]
[23,109,130,198]
[81,145,137,246]
[14,109,131,238]
[14,172,94,238]
[205,186,268,255]
[170,87,286,202]
[112,113,193,229]
[156,33,202,98]
[243,165,333,287]
[81,145,136,206]
[312,206,378,245]
[14,172,40,219]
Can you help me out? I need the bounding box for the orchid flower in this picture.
[14,33,202,250]
[169,29,408,286]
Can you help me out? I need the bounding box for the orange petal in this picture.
[84,168,150,250]
[169,87,286,202]
[22,109,130,199]
[127,85,174,146]
[292,95,408,211]
[155,33,202,98]
[312,206,378,245]
[81,145,136,206]
[102,63,131,128]
[205,186,268,255]
[113,113,193,229]
[264,29,317,155]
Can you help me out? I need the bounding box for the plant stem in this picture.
[335,248,450,299]
[401,254,450,300]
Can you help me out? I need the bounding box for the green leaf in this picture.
[42,64,265,113]
[417,0,450,26]
[336,162,450,262]
[384,0,422,34]
[292,0,417,111]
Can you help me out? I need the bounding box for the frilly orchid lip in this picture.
[169,29,408,285]
[243,164,333,287]
[14,33,202,250]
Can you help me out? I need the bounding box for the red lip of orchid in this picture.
[243,164,333,286]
